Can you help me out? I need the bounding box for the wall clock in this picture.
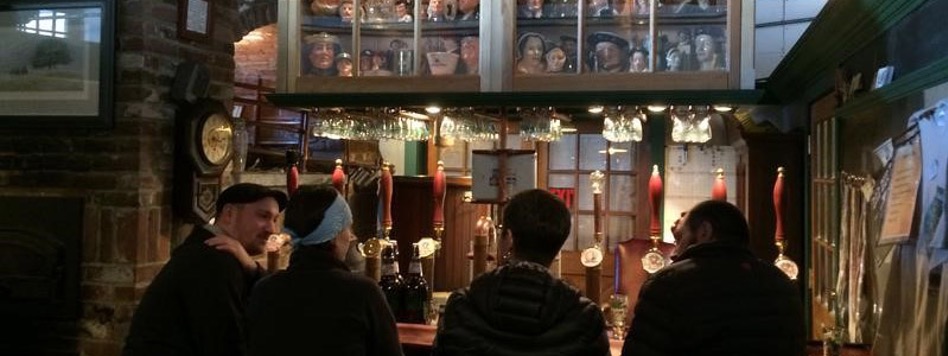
[175,99,234,223]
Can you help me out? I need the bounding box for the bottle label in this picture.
[382,263,396,276]
[409,262,422,275]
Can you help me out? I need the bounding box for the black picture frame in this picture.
[177,0,213,43]
[0,0,115,129]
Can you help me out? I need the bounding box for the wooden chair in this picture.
[616,237,676,324]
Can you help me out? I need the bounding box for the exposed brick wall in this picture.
[235,24,279,87]
[0,1,240,355]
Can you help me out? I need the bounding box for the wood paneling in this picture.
[296,75,480,93]
[392,176,476,293]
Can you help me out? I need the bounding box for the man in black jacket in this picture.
[123,183,287,356]
[622,200,805,356]
[434,189,610,356]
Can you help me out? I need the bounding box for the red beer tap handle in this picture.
[332,158,346,195]
[286,151,300,197]
[648,165,663,237]
[433,160,446,227]
[773,167,785,242]
[381,162,393,228]
[711,168,727,201]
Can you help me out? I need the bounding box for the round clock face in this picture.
[641,251,666,274]
[200,113,234,165]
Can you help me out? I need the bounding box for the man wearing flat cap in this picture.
[588,31,629,73]
[124,183,287,356]
[305,32,342,76]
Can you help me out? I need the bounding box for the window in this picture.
[18,10,69,38]
[548,134,639,251]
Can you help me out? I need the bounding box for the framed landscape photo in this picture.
[0,0,115,128]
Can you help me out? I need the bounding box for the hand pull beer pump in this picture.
[773,167,799,280]
[417,161,445,299]
[362,161,394,282]
[581,170,606,305]
[641,165,667,274]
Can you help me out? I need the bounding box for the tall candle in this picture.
[614,246,620,293]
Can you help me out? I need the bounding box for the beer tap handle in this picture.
[711,167,726,201]
[648,165,663,239]
[332,158,346,195]
[433,160,446,231]
[381,162,393,233]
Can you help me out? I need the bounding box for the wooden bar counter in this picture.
[397,323,624,355]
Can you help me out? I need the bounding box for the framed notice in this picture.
[178,0,212,42]
[471,150,536,202]
[879,138,921,244]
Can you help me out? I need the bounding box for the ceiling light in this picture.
[647,105,667,113]
[561,126,577,133]
[425,106,442,114]
[588,105,604,114]
[713,105,733,112]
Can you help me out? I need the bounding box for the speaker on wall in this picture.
[171,61,210,104]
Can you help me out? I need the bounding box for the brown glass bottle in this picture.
[379,244,404,321]
[402,243,430,324]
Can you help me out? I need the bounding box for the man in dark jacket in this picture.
[433,189,610,356]
[622,200,805,356]
[123,183,287,356]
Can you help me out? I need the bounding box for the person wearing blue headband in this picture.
[246,185,403,356]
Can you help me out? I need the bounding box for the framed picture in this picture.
[0,0,115,128]
[177,0,212,43]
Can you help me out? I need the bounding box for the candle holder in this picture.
[606,294,629,340]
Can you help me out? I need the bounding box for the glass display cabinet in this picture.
[512,0,737,91]
[285,0,482,93]
[280,0,741,94]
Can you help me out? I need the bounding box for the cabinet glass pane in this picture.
[300,3,355,77]
[584,4,652,74]
[610,141,635,171]
[656,0,728,72]
[515,0,580,75]
[608,215,634,250]
[578,174,593,211]
[549,174,576,191]
[549,134,578,170]
[609,174,635,212]
[576,214,595,250]
[420,0,480,76]
[579,134,607,171]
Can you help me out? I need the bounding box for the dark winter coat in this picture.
[245,246,402,356]
[621,241,805,356]
[433,260,610,356]
[124,226,263,356]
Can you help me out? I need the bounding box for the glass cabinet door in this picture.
[511,0,737,91]
[299,1,356,77]
[654,0,728,73]
[291,0,482,92]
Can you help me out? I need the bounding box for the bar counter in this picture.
[397,323,624,355]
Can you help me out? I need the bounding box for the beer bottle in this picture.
[403,243,430,324]
[379,244,404,321]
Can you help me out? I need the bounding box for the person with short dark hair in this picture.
[433,189,610,356]
[621,200,805,356]
[245,185,402,356]
[124,183,287,356]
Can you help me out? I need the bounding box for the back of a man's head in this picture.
[684,200,750,246]
[502,189,571,266]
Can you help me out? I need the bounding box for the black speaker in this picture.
[171,61,210,104]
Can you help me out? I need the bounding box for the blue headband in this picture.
[284,194,352,247]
